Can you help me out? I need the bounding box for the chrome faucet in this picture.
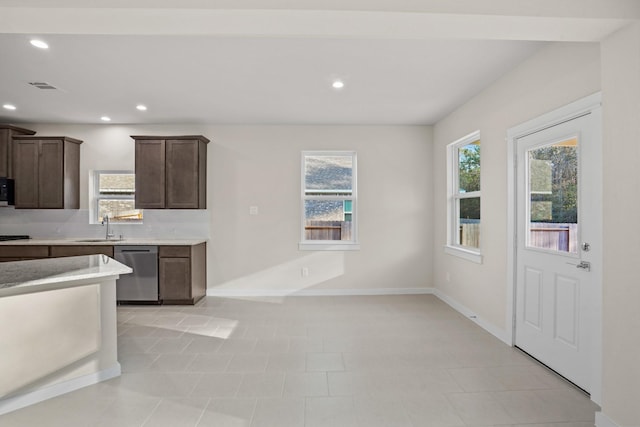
[102,214,115,240]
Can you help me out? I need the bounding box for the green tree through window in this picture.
[458,143,480,220]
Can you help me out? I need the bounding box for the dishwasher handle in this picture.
[115,245,158,255]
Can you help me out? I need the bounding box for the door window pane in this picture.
[527,138,578,253]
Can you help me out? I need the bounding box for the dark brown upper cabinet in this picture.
[131,135,209,209]
[0,124,36,178]
[12,136,82,209]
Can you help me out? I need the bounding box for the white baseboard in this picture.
[207,287,435,297]
[595,412,623,427]
[432,288,511,345]
[205,286,511,345]
[0,364,121,416]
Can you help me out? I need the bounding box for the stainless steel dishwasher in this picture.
[114,246,159,303]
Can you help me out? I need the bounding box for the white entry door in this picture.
[515,108,602,393]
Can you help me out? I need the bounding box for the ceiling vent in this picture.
[29,82,57,90]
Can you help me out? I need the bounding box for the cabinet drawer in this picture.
[0,246,48,258]
[159,246,190,258]
[50,245,114,258]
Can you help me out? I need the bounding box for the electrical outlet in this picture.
[446,272,451,282]
[249,206,259,215]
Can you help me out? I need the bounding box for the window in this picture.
[300,151,359,250]
[93,171,143,224]
[446,131,481,263]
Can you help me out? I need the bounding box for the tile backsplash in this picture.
[0,208,210,239]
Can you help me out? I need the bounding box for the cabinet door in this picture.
[166,139,199,209]
[39,140,64,208]
[135,140,165,208]
[1,126,36,178]
[13,139,39,208]
[159,257,191,301]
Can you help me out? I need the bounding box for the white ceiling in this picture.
[0,34,543,125]
[0,1,634,125]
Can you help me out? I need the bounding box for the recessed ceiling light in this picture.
[136,104,147,111]
[3,104,16,110]
[100,116,111,122]
[332,80,345,89]
[30,39,49,49]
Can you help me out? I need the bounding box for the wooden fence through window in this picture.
[458,222,577,252]
[529,223,577,252]
[305,221,352,241]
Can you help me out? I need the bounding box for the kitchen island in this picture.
[0,255,132,415]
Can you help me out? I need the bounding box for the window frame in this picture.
[92,170,143,225]
[299,151,359,251]
[445,131,482,263]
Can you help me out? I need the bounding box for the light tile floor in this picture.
[0,295,598,426]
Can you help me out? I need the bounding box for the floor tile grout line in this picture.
[139,398,163,427]
[193,397,212,427]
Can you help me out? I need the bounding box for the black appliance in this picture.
[0,178,15,206]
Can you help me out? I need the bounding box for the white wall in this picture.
[209,126,433,295]
[0,124,434,295]
[600,22,640,427]
[432,42,601,332]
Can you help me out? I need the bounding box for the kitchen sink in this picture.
[74,239,118,243]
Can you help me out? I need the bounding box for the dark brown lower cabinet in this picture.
[0,243,207,306]
[49,245,114,258]
[159,243,206,305]
[0,245,114,262]
[0,245,49,262]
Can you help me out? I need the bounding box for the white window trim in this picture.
[446,131,482,263]
[299,151,359,251]
[444,245,483,264]
[91,170,142,225]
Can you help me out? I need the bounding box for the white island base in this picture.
[0,255,132,415]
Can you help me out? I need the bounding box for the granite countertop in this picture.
[0,255,132,296]
[0,238,207,246]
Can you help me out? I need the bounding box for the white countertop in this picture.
[0,255,133,296]
[0,238,207,246]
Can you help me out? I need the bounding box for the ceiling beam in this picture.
[0,7,633,42]
[1,0,640,20]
